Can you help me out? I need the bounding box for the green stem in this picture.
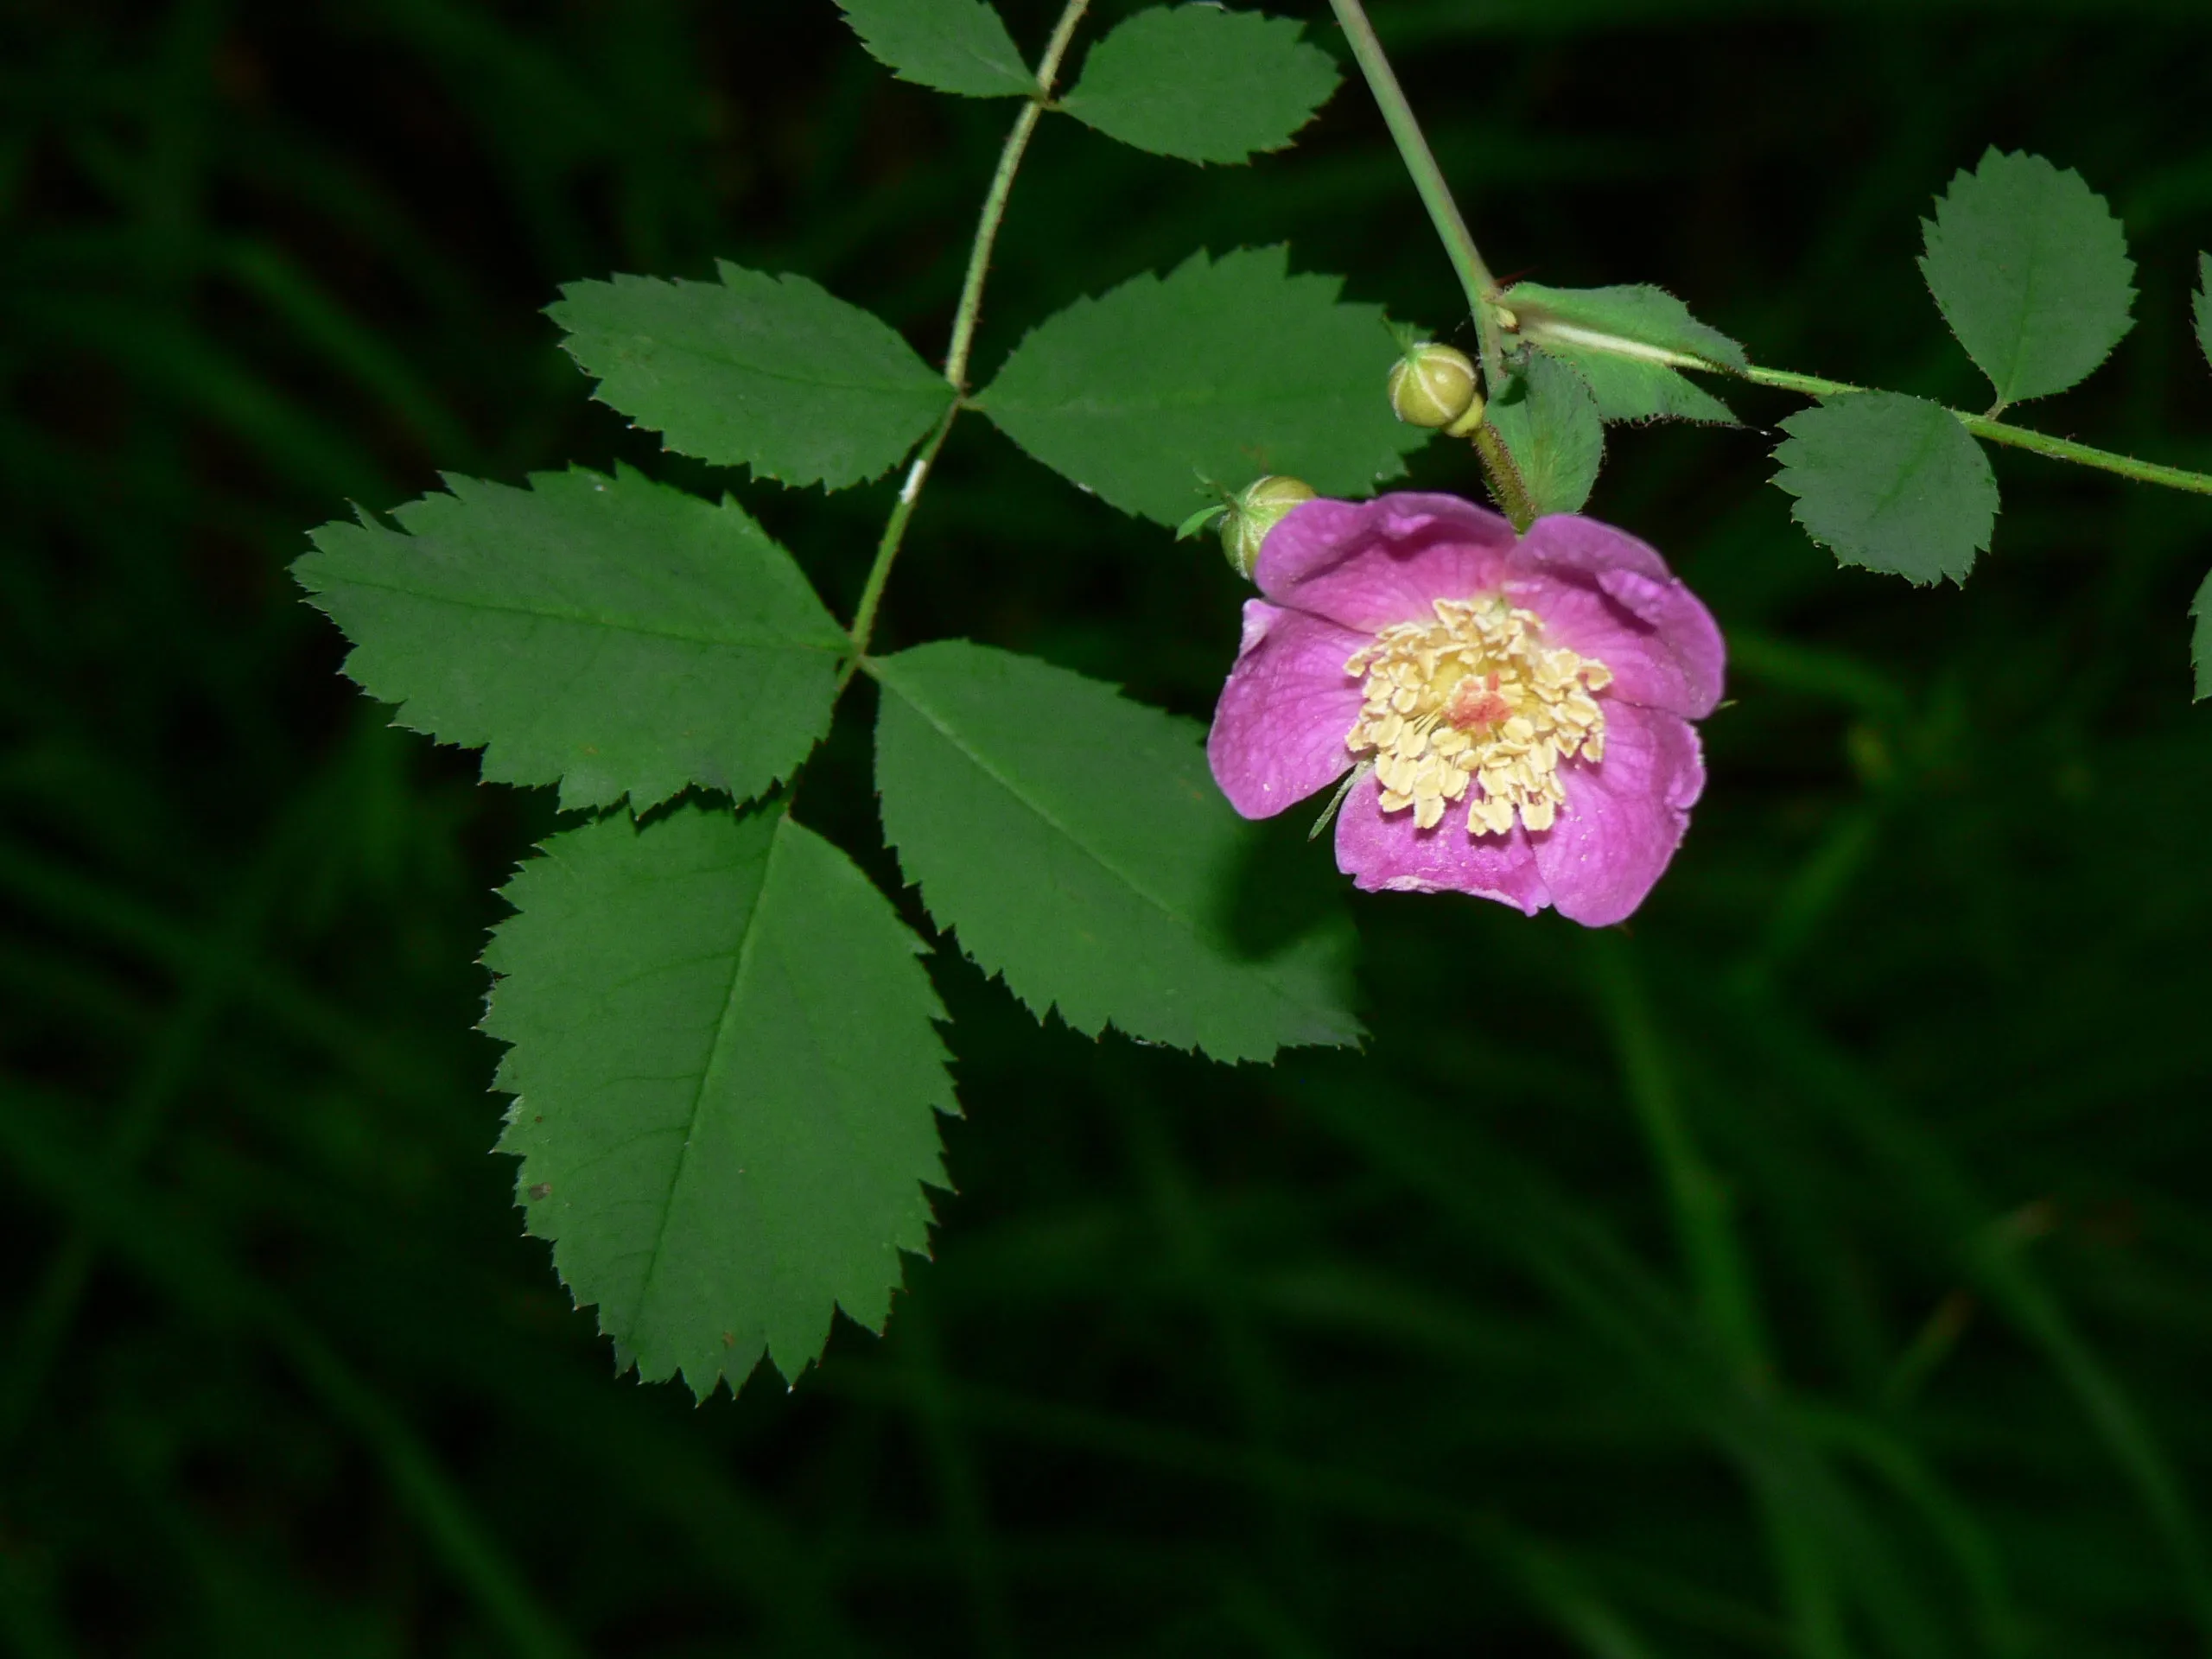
[1734,362,2212,498]
[841,403,957,690]
[841,0,1090,684]
[1326,0,1504,395]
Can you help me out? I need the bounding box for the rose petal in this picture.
[1332,772,1550,914]
[1533,701,1705,927]
[1254,493,1517,633]
[1507,517,1725,718]
[1206,601,1369,819]
[1508,571,1725,719]
[1516,513,1672,582]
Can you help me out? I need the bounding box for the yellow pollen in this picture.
[1344,596,1611,836]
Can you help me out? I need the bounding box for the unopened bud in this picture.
[1221,475,1316,580]
[1387,342,1478,429]
[1443,391,1487,439]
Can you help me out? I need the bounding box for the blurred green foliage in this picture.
[4,1,2212,1653]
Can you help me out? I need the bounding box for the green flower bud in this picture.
[1387,342,1478,429]
[1442,391,1487,439]
[1221,475,1317,580]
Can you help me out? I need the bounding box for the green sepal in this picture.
[1504,282,1748,371]
[1537,344,1737,426]
[1176,503,1230,540]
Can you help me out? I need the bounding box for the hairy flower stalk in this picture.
[1207,494,1723,926]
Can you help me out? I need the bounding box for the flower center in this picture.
[1344,596,1611,836]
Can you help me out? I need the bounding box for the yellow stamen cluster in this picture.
[1344,597,1611,836]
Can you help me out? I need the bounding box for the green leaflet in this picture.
[1059,6,1339,166]
[1919,149,2136,407]
[2191,568,2212,702]
[1772,392,1999,587]
[1487,353,1605,518]
[836,0,1033,98]
[549,264,954,489]
[1504,282,1748,371]
[296,466,846,811]
[486,804,956,1393]
[976,245,1427,525]
[1538,344,1737,426]
[2195,253,2211,373]
[870,641,1361,1063]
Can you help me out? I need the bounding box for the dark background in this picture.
[5,0,2212,1653]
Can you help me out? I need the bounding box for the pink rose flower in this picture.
[1206,493,1723,927]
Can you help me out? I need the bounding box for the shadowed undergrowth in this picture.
[3,1,2212,1653]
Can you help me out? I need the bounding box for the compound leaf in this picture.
[977,245,1427,525]
[871,640,1360,1062]
[1487,352,1605,518]
[1539,344,1737,426]
[550,264,953,489]
[1919,149,2136,407]
[1505,282,1747,371]
[1060,5,1338,165]
[1773,391,1998,587]
[297,466,846,811]
[836,0,1033,98]
[486,803,955,1393]
[2195,252,2211,373]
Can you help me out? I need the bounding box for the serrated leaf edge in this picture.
[870,648,1362,1060]
[838,0,1034,99]
[484,807,958,1395]
[1916,147,2138,410]
[296,465,848,814]
[1058,7,1340,167]
[546,268,954,492]
[1770,395,1998,589]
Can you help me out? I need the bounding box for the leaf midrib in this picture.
[631,814,785,1357]
[1998,189,2053,404]
[582,328,952,402]
[315,569,847,655]
[982,385,1387,419]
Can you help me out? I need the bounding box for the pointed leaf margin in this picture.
[976,245,1428,526]
[870,639,1362,1062]
[2194,252,2211,374]
[296,465,848,812]
[486,804,957,1395]
[549,264,955,490]
[1487,352,1605,518]
[1917,148,2137,408]
[1538,344,1737,426]
[1059,5,1340,166]
[1772,391,1999,588]
[836,0,1035,99]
